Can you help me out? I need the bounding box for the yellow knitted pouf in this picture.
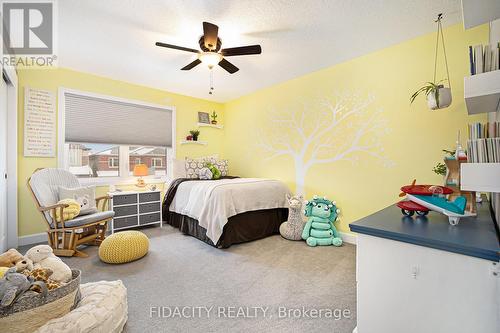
[99,231,149,264]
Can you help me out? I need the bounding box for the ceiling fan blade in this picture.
[203,22,219,51]
[155,42,199,53]
[218,58,239,74]
[181,59,202,70]
[221,45,262,57]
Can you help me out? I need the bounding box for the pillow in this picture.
[59,186,98,216]
[172,158,187,179]
[185,158,207,179]
[211,159,228,176]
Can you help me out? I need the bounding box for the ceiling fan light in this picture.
[199,52,222,68]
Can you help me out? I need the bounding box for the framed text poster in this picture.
[24,87,56,157]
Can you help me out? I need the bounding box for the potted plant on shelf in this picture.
[211,111,218,125]
[189,130,200,141]
[410,81,452,110]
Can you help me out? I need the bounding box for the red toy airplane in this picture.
[397,179,454,217]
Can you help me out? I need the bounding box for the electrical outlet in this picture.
[411,265,419,279]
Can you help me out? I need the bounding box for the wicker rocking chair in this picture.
[27,168,114,257]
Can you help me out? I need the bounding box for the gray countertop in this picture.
[349,198,500,261]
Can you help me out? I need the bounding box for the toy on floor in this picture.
[279,194,305,240]
[397,179,475,225]
[301,196,342,247]
[0,267,47,307]
[25,245,72,283]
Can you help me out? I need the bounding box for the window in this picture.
[59,89,175,183]
[67,143,119,177]
[152,158,163,168]
[108,157,119,169]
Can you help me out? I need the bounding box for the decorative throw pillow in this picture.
[211,159,229,176]
[59,186,98,216]
[185,158,208,178]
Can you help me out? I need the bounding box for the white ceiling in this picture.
[58,0,462,102]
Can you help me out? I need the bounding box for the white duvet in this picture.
[169,178,290,244]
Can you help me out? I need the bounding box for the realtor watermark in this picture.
[1,0,58,68]
[149,306,351,320]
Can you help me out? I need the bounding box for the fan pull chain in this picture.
[209,69,214,95]
[433,13,451,89]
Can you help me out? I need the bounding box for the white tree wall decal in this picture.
[257,91,392,195]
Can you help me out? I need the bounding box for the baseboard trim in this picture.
[18,232,47,247]
[340,231,357,245]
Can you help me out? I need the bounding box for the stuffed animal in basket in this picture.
[279,194,305,240]
[0,249,24,267]
[301,196,342,247]
[25,245,72,283]
[23,268,61,292]
[0,267,48,307]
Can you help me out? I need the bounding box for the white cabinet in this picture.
[356,234,499,333]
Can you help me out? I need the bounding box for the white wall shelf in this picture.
[197,123,223,129]
[180,140,207,145]
[461,163,500,192]
[464,70,500,115]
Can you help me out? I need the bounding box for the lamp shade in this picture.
[133,164,149,177]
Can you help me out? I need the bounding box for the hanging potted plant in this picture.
[410,81,452,110]
[410,14,452,110]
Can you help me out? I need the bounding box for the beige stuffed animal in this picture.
[0,249,24,267]
[25,245,72,283]
[15,257,33,273]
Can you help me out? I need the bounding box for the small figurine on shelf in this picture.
[211,111,218,125]
[189,130,200,141]
[186,135,193,141]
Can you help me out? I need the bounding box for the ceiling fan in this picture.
[155,22,262,74]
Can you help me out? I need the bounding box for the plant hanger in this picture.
[410,13,452,110]
[433,13,451,90]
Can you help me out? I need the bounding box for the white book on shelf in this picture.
[474,45,483,74]
[484,45,491,72]
[492,48,498,71]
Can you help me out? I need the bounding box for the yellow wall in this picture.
[17,23,489,238]
[223,23,488,233]
[17,68,224,236]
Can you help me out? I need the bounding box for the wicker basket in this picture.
[0,270,81,333]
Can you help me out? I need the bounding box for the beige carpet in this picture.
[21,225,357,333]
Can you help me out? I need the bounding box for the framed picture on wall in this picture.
[198,112,210,124]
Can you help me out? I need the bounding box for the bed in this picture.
[162,177,290,248]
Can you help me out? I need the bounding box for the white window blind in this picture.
[64,92,173,147]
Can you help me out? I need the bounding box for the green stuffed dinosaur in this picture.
[302,196,342,247]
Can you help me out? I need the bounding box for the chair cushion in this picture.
[52,211,115,228]
[29,169,80,223]
[99,231,149,264]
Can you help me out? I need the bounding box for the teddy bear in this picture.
[23,268,61,292]
[25,245,72,283]
[15,257,33,273]
[0,249,24,267]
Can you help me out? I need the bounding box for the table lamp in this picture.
[133,164,149,187]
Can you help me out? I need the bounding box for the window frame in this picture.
[58,88,176,186]
[151,157,163,168]
[108,156,119,169]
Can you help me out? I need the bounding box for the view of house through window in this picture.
[66,143,168,178]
